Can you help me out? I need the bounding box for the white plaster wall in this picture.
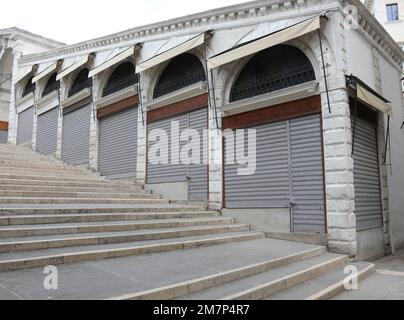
[378,53,404,252]
[345,29,376,89]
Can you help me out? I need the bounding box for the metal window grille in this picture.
[230,45,315,102]
[153,53,206,98]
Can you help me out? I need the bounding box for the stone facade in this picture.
[7,0,404,258]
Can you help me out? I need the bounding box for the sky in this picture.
[1,0,251,45]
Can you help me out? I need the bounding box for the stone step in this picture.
[172,253,348,300]
[0,159,91,172]
[0,238,329,300]
[0,190,159,199]
[0,173,107,183]
[0,167,97,177]
[0,211,219,226]
[0,204,207,215]
[267,261,375,300]
[0,216,234,238]
[0,231,264,271]
[0,184,146,193]
[0,197,169,205]
[0,178,140,188]
[0,223,247,252]
[110,246,327,300]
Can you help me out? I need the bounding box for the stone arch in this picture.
[219,32,336,106]
[68,68,91,97]
[95,56,137,99]
[102,61,137,97]
[146,49,206,101]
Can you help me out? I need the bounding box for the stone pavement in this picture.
[333,250,404,300]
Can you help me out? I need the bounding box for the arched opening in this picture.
[230,45,315,102]
[153,53,206,98]
[42,73,60,97]
[69,68,91,97]
[22,76,35,98]
[102,62,137,97]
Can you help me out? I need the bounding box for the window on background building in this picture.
[386,3,399,21]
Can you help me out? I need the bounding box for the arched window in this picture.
[153,53,206,98]
[102,62,137,97]
[22,76,35,98]
[42,73,60,97]
[69,68,91,97]
[230,45,315,102]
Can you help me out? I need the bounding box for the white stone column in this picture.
[7,42,23,145]
[136,73,150,186]
[88,76,99,172]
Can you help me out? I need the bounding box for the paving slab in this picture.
[333,250,404,300]
[0,238,321,300]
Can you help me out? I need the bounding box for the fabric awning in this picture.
[15,65,38,83]
[136,32,208,73]
[208,16,321,69]
[57,54,94,81]
[32,60,62,83]
[88,46,138,78]
[357,83,393,116]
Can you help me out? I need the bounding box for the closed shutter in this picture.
[289,114,325,233]
[224,121,290,208]
[62,104,91,165]
[188,108,208,200]
[17,106,34,145]
[352,117,382,230]
[98,107,138,178]
[224,114,326,233]
[147,113,188,184]
[36,107,59,155]
[0,131,7,144]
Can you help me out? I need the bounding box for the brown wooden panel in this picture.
[97,95,139,119]
[222,95,322,129]
[0,121,8,131]
[147,94,208,123]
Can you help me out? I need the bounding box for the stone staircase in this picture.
[0,144,374,300]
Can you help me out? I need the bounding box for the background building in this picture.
[364,0,404,94]
[0,28,63,143]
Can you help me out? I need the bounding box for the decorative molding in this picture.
[16,92,34,107]
[96,86,138,109]
[145,81,207,111]
[61,88,91,108]
[221,80,319,117]
[36,90,59,110]
[16,0,403,72]
[18,0,333,64]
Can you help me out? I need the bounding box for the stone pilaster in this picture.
[88,77,99,172]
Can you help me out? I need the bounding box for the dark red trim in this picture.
[222,95,321,130]
[147,94,208,124]
[97,95,139,119]
[0,121,8,131]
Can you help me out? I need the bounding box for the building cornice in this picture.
[17,0,403,68]
[0,27,65,48]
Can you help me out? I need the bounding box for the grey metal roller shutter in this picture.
[188,108,208,200]
[98,107,138,178]
[147,113,188,184]
[290,114,325,233]
[17,106,34,145]
[36,107,59,155]
[224,113,326,233]
[62,104,91,165]
[0,131,7,144]
[352,117,382,230]
[224,121,290,208]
